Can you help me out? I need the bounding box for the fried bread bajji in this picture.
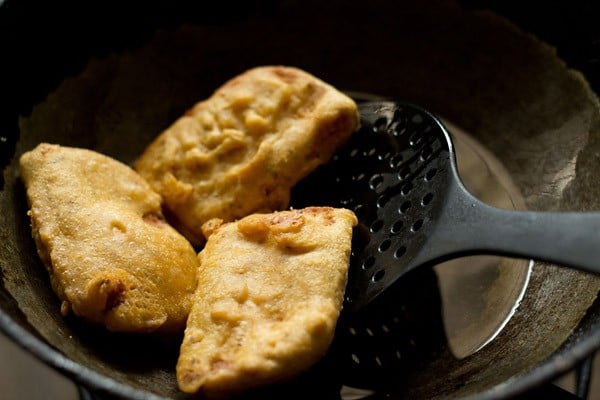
[19,143,199,333]
[135,66,359,244]
[176,207,357,395]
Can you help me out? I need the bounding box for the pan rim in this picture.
[0,309,168,400]
[0,303,598,399]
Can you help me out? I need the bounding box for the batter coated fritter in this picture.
[176,207,357,395]
[135,66,359,244]
[20,143,199,333]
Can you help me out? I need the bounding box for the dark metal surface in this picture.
[0,1,599,400]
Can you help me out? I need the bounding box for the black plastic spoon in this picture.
[302,101,600,311]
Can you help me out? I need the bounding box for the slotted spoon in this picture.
[309,101,600,311]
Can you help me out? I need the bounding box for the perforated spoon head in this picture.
[293,101,457,311]
[343,102,457,310]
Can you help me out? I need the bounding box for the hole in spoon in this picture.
[398,167,411,180]
[421,146,433,161]
[378,239,391,252]
[411,219,424,232]
[373,270,386,282]
[409,132,422,146]
[390,154,404,168]
[422,193,434,206]
[401,182,413,195]
[365,147,377,157]
[369,174,384,190]
[391,220,404,234]
[425,168,437,181]
[374,117,387,133]
[353,204,367,218]
[370,219,384,233]
[395,246,407,258]
[354,173,366,182]
[362,257,376,270]
[379,151,392,161]
[394,126,407,137]
[399,201,412,214]
[377,194,390,208]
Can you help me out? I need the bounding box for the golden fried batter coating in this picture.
[19,143,199,333]
[176,207,357,395]
[135,66,359,244]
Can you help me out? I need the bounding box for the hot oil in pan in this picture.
[290,118,531,396]
[435,120,531,360]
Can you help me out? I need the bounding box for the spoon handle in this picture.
[428,184,600,275]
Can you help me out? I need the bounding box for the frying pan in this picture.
[1,0,599,399]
